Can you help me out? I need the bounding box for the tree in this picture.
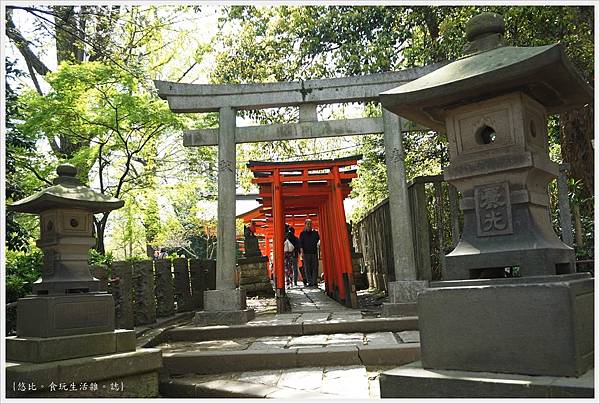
[213,5,594,213]
[5,58,41,252]
[18,61,183,253]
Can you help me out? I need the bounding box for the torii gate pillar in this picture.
[194,106,255,326]
[382,110,428,316]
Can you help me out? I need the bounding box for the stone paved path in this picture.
[157,284,419,398]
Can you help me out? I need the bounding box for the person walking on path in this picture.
[299,219,320,287]
[287,226,301,286]
[284,235,295,288]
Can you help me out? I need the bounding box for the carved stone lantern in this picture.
[380,12,592,280]
[377,13,594,396]
[8,164,124,337]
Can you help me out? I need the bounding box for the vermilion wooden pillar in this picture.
[272,169,286,310]
[246,157,360,310]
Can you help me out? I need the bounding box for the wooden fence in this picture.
[353,165,578,291]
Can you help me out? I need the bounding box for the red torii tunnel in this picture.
[245,156,360,309]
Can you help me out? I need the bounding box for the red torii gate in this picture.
[246,155,360,309]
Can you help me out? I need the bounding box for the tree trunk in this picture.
[94,214,110,254]
[560,105,594,198]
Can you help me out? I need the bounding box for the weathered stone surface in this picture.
[204,288,247,311]
[277,367,323,391]
[325,333,364,347]
[418,274,594,377]
[112,261,134,329]
[163,349,297,375]
[381,302,418,317]
[193,308,255,327]
[365,332,398,346]
[397,330,421,343]
[295,346,360,367]
[189,259,214,309]
[133,260,156,325]
[90,265,110,292]
[173,258,193,312]
[154,260,175,317]
[17,293,115,337]
[388,280,428,303]
[321,366,370,398]
[379,362,594,398]
[6,329,135,363]
[239,369,284,386]
[357,344,421,366]
[6,348,162,397]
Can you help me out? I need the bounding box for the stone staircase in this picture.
[143,286,422,398]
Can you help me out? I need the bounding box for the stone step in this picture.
[163,343,420,375]
[160,364,385,399]
[164,316,418,342]
[379,361,595,398]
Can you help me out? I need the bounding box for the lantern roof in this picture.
[8,164,124,214]
[379,12,593,132]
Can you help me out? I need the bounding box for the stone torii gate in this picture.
[154,64,439,321]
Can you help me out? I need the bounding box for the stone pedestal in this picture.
[381,280,428,317]
[237,256,274,297]
[380,361,594,398]
[193,289,255,326]
[418,273,593,377]
[380,273,594,399]
[6,348,162,398]
[17,293,115,337]
[6,321,162,398]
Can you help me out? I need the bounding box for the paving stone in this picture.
[329,312,363,321]
[321,365,370,398]
[277,367,324,391]
[296,313,331,323]
[397,331,420,343]
[365,332,398,346]
[239,369,283,386]
[247,335,290,350]
[325,333,365,347]
[288,334,329,347]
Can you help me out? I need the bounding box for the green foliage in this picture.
[88,249,115,267]
[6,249,43,303]
[5,58,42,252]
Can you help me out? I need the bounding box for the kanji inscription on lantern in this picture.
[474,182,513,236]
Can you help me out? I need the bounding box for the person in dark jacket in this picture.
[299,219,320,287]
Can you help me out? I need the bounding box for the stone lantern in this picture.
[377,13,594,397]
[380,12,592,280]
[8,163,124,337]
[7,164,162,398]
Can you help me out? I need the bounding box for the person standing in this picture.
[299,219,320,287]
[287,226,301,286]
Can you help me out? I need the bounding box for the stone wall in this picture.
[237,256,274,297]
[94,259,216,328]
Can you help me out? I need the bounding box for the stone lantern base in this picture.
[16,292,115,338]
[6,293,162,398]
[379,273,594,398]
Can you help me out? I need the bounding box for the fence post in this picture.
[433,179,446,276]
[132,260,156,325]
[172,258,193,312]
[111,261,134,329]
[557,163,574,247]
[409,180,432,281]
[189,259,208,310]
[154,259,175,317]
[448,184,461,248]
